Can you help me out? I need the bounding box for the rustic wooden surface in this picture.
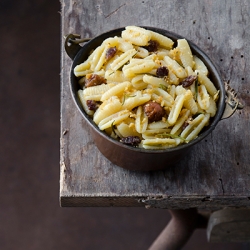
[60,0,250,208]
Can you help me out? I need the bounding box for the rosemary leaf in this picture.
[122,94,136,105]
[156,133,187,141]
[159,84,168,91]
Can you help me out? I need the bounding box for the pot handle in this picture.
[221,81,244,120]
[64,34,91,60]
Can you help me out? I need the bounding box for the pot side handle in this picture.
[221,81,244,120]
[64,34,91,60]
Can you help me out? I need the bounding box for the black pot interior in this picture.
[69,26,226,154]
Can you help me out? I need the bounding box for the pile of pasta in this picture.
[74,26,219,149]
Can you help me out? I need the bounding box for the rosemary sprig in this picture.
[122,94,136,105]
[156,133,187,141]
[159,84,168,91]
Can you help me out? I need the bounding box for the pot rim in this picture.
[69,26,226,154]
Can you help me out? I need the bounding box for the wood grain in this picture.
[60,0,250,208]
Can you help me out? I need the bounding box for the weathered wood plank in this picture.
[60,0,250,208]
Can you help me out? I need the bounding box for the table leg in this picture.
[149,208,209,250]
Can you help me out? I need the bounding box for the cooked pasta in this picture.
[164,56,187,79]
[78,90,94,116]
[93,96,122,124]
[74,26,220,149]
[90,45,106,71]
[150,30,174,49]
[177,39,195,68]
[168,94,186,125]
[135,106,148,133]
[110,48,137,71]
[181,113,210,141]
[193,56,208,75]
[121,26,152,46]
[196,71,217,96]
[116,122,140,138]
[83,83,115,101]
[100,81,131,102]
[152,87,174,107]
[122,91,151,111]
[131,75,148,90]
[123,59,156,78]
[143,74,169,88]
[98,109,130,130]
[170,109,190,135]
[197,85,210,110]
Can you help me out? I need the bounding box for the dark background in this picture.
[0,1,248,249]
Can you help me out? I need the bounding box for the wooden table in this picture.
[60,0,249,211]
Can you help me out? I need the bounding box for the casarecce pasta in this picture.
[74,26,219,149]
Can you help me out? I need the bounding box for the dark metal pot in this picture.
[64,27,242,171]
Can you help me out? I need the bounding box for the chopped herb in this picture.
[122,94,136,105]
[159,84,168,91]
[156,133,187,141]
